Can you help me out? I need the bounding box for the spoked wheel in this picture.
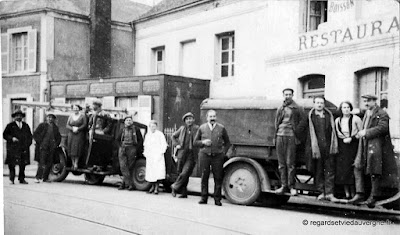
[48,148,69,182]
[84,173,105,185]
[132,158,151,191]
[223,163,261,205]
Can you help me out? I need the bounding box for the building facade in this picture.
[1,0,150,130]
[133,0,400,152]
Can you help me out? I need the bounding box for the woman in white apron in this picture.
[143,120,168,194]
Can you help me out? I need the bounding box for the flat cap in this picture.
[282,88,294,93]
[361,94,378,100]
[92,99,103,106]
[182,112,194,121]
[124,115,133,121]
[46,113,57,119]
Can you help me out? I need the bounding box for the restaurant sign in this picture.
[299,16,399,51]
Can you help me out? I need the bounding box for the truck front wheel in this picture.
[132,158,151,191]
[223,163,261,205]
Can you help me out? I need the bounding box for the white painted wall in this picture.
[134,0,400,148]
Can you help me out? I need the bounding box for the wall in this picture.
[50,18,90,81]
[111,27,134,77]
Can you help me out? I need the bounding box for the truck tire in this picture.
[132,158,151,191]
[48,149,69,182]
[84,173,105,185]
[223,162,261,205]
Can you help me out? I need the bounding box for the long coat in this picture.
[33,122,62,162]
[143,130,168,182]
[356,106,398,184]
[3,121,32,165]
[295,110,335,172]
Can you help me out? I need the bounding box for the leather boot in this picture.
[362,195,376,208]
[347,193,364,205]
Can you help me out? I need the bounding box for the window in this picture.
[305,0,327,32]
[115,97,138,108]
[300,74,325,98]
[357,67,389,109]
[1,27,37,74]
[152,47,165,74]
[217,32,235,78]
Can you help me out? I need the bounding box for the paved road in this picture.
[3,178,399,235]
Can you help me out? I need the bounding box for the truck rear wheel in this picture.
[132,158,151,191]
[223,162,261,205]
[48,149,69,182]
[84,174,105,185]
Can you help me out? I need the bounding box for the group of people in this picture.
[4,91,394,209]
[275,88,395,208]
[138,109,231,207]
[3,110,63,184]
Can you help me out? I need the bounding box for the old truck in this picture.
[200,97,400,209]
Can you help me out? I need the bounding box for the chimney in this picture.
[90,0,112,79]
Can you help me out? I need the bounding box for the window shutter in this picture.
[27,29,37,72]
[1,33,9,74]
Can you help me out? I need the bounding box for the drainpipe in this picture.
[131,21,136,76]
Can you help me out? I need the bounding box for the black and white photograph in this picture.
[1,0,400,234]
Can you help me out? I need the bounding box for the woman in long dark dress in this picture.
[66,104,87,169]
[334,101,362,199]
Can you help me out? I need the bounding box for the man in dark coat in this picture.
[3,110,32,184]
[274,88,304,196]
[296,96,339,202]
[348,94,397,208]
[171,112,199,198]
[194,110,230,206]
[33,113,61,183]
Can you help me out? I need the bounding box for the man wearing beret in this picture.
[194,110,230,206]
[33,113,61,183]
[171,112,199,198]
[116,115,143,191]
[3,110,32,184]
[349,94,396,207]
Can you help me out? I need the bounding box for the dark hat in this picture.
[361,94,378,100]
[46,113,57,119]
[11,109,25,118]
[182,112,194,121]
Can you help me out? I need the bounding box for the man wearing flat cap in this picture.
[3,110,32,184]
[274,88,304,196]
[348,94,396,207]
[33,113,61,183]
[171,112,199,198]
[116,115,143,191]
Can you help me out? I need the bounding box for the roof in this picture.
[138,0,209,20]
[0,0,151,22]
